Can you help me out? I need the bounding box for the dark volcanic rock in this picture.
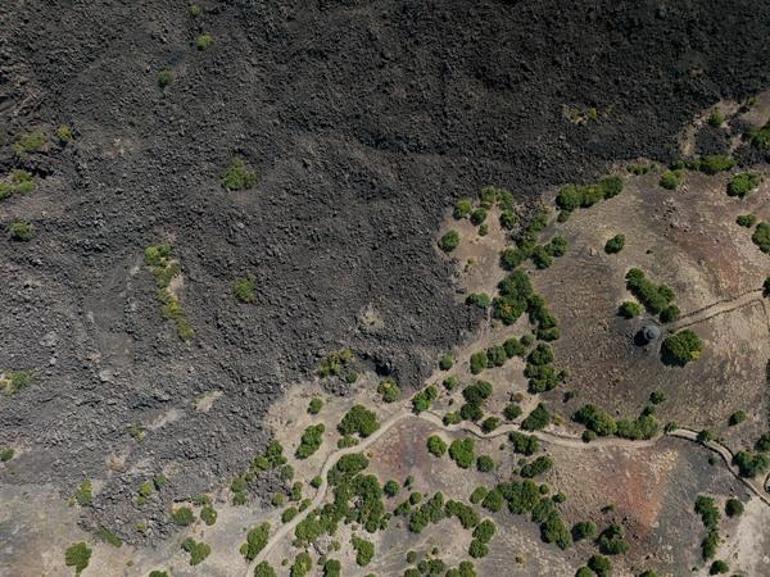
[1,0,769,539]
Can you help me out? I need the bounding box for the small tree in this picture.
[64,542,92,575]
[427,435,447,457]
[661,330,703,366]
[604,234,625,254]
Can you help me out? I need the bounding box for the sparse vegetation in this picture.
[74,476,94,507]
[290,552,312,577]
[736,213,756,228]
[0,447,15,462]
[14,130,46,157]
[200,504,217,525]
[222,156,257,191]
[0,169,36,200]
[318,348,356,380]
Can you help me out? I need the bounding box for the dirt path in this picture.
[670,289,766,331]
[243,406,766,574]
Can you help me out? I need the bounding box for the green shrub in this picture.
[290,552,312,577]
[470,351,487,375]
[1,170,36,200]
[727,172,761,197]
[466,293,491,309]
[725,498,744,518]
[323,559,341,577]
[438,353,454,370]
[597,523,629,555]
[233,276,256,303]
[521,403,550,431]
[56,124,74,143]
[411,385,438,413]
[555,177,623,213]
[470,207,487,226]
[158,68,173,88]
[200,505,217,525]
[14,130,46,157]
[733,450,769,478]
[427,435,447,457]
[729,410,747,426]
[8,219,34,241]
[222,157,257,190]
[377,378,400,402]
[503,403,522,420]
[659,304,680,323]
[254,562,277,577]
[64,542,92,575]
[308,397,323,414]
[699,154,735,175]
[752,221,770,252]
[196,33,214,50]
[625,268,675,316]
[0,447,14,462]
[604,234,625,254]
[520,455,553,478]
[571,520,596,541]
[454,198,473,219]
[749,120,770,150]
[240,522,270,560]
[618,301,641,319]
[527,343,553,366]
[338,405,379,438]
[476,455,494,472]
[448,438,475,469]
[659,170,682,190]
[737,214,756,227]
[709,560,729,575]
[352,536,374,566]
[384,480,399,497]
[509,431,539,455]
[296,423,325,459]
[661,329,703,366]
[587,554,612,577]
[74,480,92,506]
[171,506,195,526]
[481,416,500,433]
[707,110,724,127]
[439,230,460,253]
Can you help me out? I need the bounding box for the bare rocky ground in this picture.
[3,0,770,576]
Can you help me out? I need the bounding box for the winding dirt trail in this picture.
[243,405,766,575]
